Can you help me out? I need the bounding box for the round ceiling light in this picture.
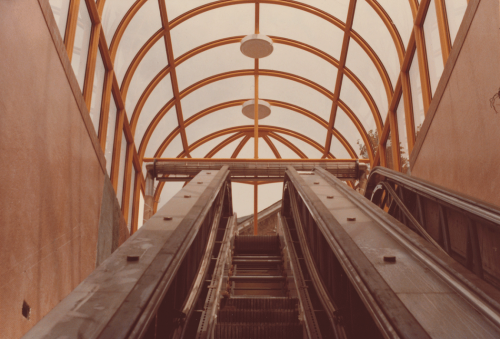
[240,34,274,58]
[242,99,271,120]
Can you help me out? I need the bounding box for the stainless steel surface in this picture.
[149,160,366,181]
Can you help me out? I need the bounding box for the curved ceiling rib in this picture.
[232,135,251,158]
[126,36,385,135]
[136,69,376,161]
[366,0,405,63]
[142,104,358,164]
[205,132,247,158]
[113,0,403,126]
[137,95,369,164]
[262,135,282,158]
[166,125,335,159]
[108,0,148,61]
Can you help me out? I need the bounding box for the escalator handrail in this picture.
[366,166,500,227]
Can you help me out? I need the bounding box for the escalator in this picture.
[213,235,302,339]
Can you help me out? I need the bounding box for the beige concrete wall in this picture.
[411,0,500,208]
[0,1,126,337]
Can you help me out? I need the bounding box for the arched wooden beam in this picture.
[267,132,307,159]
[365,0,405,64]
[204,132,246,158]
[108,0,148,61]
[157,126,336,160]
[138,98,365,165]
[137,70,373,161]
[231,135,251,158]
[120,29,164,99]
[338,99,374,162]
[262,135,281,159]
[128,36,384,135]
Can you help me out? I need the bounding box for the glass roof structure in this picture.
[48,0,468,230]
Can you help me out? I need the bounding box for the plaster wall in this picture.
[411,0,500,208]
[0,1,127,337]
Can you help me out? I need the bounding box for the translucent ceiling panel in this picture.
[49,0,70,39]
[258,183,284,211]
[176,44,253,91]
[105,97,118,176]
[188,134,239,158]
[297,0,349,22]
[170,4,254,58]
[335,108,362,157]
[71,0,92,90]
[154,133,183,158]
[127,167,136,230]
[376,0,414,46]
[181,76,254,120]
[271,138,301,159]
[165,0,213,21]
[330,138,351,159]
[212,136,244,159]
[125,39,169,119]
[260,44,338,93]
[345,39,388,122]
[396,97,410,174]
[445,0,468,45]
[262,106,326,147]
[339,76,379,134]
[385,132,393,170]
[236,137,254,159]
[259,76,333,121]
[423,0,444,95]
[90,50,105,134]
[144,106,178,158]
[409,54,425,137]
[261,4,344,60]
[231,183,254,217]
[258,138,278,159]
[158,182,184,209]
[352,0,400,86]
[101,0,136,43]
[134,75,174,148]
[185,107,250,145]
[274,133,324,159]
[114,0,162,84]
[116,131,127,206]
[138,192,145,229]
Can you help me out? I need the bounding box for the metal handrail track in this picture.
[285,165,428,339]
[315,166,500,331]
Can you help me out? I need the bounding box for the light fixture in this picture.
[241,99,271,120]
[240,34,274,59]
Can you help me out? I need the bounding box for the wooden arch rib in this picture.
[365,0,405,64]
[204,132,247,158]
[167,126,336,160]
[137,71,372,161]
[127,36,385,135]
[138,98,367,166]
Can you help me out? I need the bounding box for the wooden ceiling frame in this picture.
[323,0,357,159]
[137,95,369,166]
[136,69,373,159]
[125,36,385,139]
[159,126,338,160]
[158,0,191,158]
[66,0,458,229]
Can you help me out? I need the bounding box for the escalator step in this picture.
[214,323,303,339]
[224,298,298,310]
[218,309,299,323]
